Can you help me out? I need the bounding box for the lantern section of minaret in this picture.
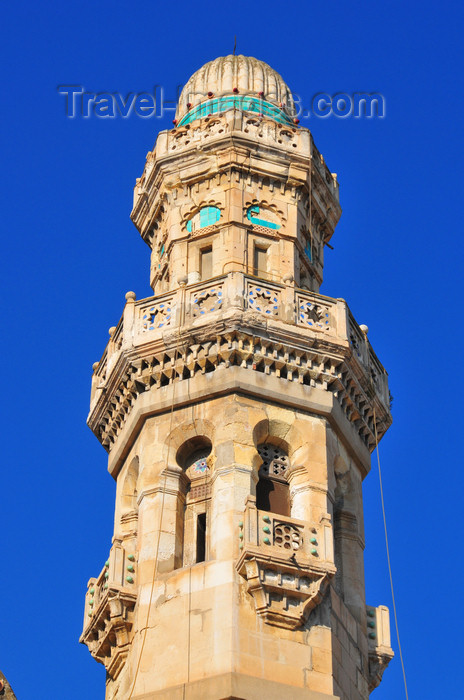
[80,55,394,700]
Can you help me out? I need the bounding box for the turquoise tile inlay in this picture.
[304,240,312,261]
[178,96,295,127]
[187,206,221,233]
[246,205,280,230]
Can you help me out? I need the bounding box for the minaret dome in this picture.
[176,54,296,125]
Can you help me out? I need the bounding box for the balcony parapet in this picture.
[80,541,137,679]
[89,273,391,455]
[366,604,394,691]
[235,497,336,630]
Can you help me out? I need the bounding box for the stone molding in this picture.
[132,670,340,700]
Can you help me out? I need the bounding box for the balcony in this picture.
[366,604,394,691]
[80,541,137,680]
[89,272,391,456]
[235,497,336,629]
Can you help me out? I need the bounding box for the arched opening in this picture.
[256,444,290,516]
[119,456,139,531]
[176,436,212,567]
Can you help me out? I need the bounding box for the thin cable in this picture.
[309,138,313,266]
[186,565,192,680]
[128,286,186,699]
[373,406,409,700]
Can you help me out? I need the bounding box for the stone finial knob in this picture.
[283,273,294,283]
[108,326,116,337]
[359,324,369,335]
[92,362,99,372]
[177,275,188,287]
[125,291,136,302]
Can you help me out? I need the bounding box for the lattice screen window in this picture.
[256,444,290,516]
[257,444,289,481]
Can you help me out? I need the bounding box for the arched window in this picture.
[246,205,281,230]
[186,206,221,233]
[256,444,290,516]
[119,456,139,532]
[176,437,212,567]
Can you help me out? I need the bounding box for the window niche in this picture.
[186,206,221,233]
[175,436,212,568]
[253,244,268,277]
[256,444,290,516]
[200,245,213,280]
[119,456,139,535]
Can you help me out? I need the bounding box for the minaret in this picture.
[81,55,394,700]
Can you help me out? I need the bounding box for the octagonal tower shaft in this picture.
[131,109,340,297]
[81,56,393,700]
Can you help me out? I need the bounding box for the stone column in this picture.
[209,399,258,561]
[137,464,188,578]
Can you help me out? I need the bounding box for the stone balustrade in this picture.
[88,273,390,454]
[238,499,334,564]
[235,497,336,629]
[94,272,366,374]
[80,541,137,679]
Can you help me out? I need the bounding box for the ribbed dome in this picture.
[176,55,294,121]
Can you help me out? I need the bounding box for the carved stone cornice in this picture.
[236,504,336,630]
[88,278,391,464]
[80,585,137,679]
[238,553,332,630]
[368,646,395,692]
[81,543,138,679]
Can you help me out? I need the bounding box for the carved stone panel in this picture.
[237,554,332,629]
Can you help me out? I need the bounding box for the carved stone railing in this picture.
[95,273,351,377]
[89,273,391,453]
[90,347,107,406]
[366,604,394,691]
[348,312,390,407]
[80,541,137,679]
[235,497,336,629]
[107,318,124,376]
[137,290,176,333]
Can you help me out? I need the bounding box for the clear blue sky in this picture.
[1,1,463,698]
